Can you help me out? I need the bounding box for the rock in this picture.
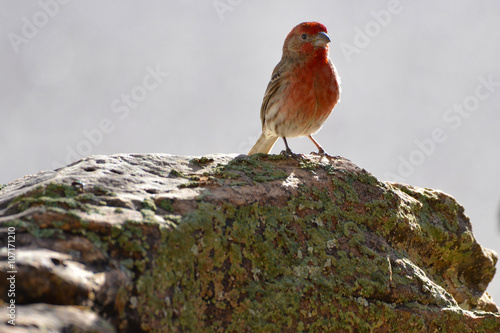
[0,153,499,332]
[0,303,115,333]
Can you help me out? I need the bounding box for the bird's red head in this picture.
[283,22,331,58]
[290,22,328,36]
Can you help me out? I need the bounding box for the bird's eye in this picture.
[301,33,307,40]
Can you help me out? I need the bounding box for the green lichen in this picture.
[76,192,97,203]
[178,181,201,189]
[214,156,288,183]
[142,198,157,211]
[158,199,174,212]
[169,169,184,178]
[7,183,76,212]
[228,181,248,187]
[85,231,109,252]
[169,169,201,181]
[298,159,318,172]
[265,154,288,161]
[134,199,364,329]
[29,225,59,239]
[6,183,106,215]
[189,157,215,166]
[92,185,116,196]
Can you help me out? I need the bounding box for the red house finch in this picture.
[248,22,341,157]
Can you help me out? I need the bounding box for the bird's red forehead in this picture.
[291,22,327,35]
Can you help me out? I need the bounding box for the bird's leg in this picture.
[283,137,294,155]
[308,135,339,160]
[280,137,304,159]
[309,135,325,155]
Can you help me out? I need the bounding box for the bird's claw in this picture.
[310,151,341,161]
[280,150,305,160]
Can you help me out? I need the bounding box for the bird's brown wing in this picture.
[260,60,288,128]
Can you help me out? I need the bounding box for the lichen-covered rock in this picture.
[0,303,116,333]
[0,153,498,332]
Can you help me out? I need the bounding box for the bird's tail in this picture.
[248,133,279,155]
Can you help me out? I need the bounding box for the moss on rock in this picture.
[0,153,498,332]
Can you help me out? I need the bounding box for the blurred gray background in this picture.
[1,1,499,304]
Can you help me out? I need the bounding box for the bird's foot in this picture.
[310,149,340,161]
[280,149,305,160]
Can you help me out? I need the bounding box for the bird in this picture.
[248,22,341,157]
